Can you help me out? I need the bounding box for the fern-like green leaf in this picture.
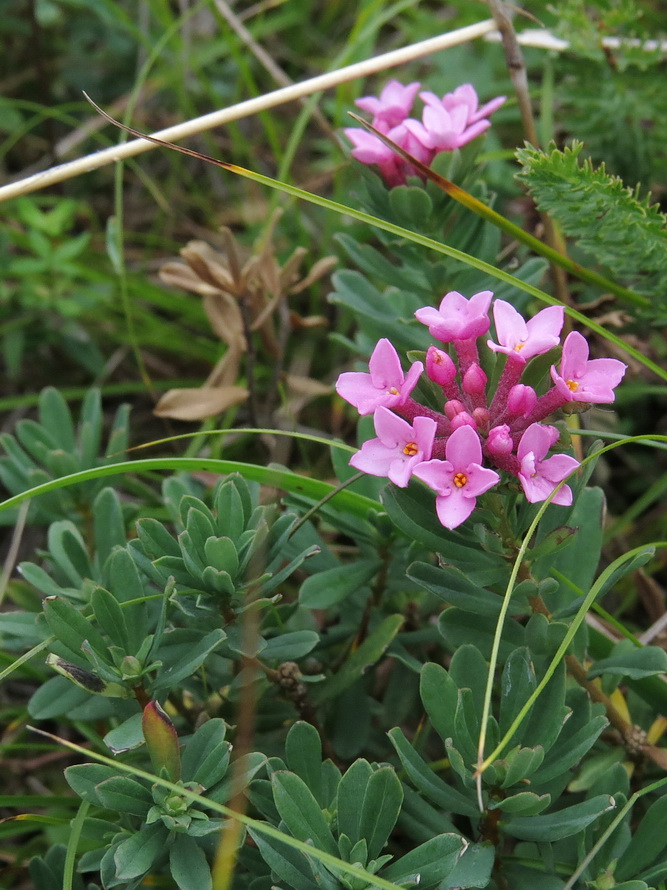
[515,142,667,302]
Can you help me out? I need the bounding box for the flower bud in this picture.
[444,399,466,420]
[450,411,477,431]
[507,384,537,417]
[472,407,490,429]
[487,424,513,456]
[426,346,457,385]
[462,362,487,397]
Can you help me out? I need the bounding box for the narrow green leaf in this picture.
[181,718,231,789]
[615,794,667,881]
[285,721,323,805]
[420,662,459,745]
[387,727,479,818]
[91,587,128,651]
[503,794,615,841]
[337,759,373,845]
[358,766,403,860]
[587,645,667,680]
[299,559,382,609]
[271,771,337,856]
[382,832,465,885]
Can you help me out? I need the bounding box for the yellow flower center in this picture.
[454,472,468,488]
[403,442,419,456]
[387,386,400,395]
[514,342,525,352]
[566,379,579,392]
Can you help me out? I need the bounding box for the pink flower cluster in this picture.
[344,81,506,187]
[336,291,627,530]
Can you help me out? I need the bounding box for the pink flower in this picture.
[413,425,500,529]
[517,424,580,506]
[405,104,485,152]
[344,122,434,187]
[350,407,436,487]
[550,332,627,404]
[336,338,423,415]
[422,84,506,125]
[355,80,421,129]
[415,290,493,342]
[488,301,564,362]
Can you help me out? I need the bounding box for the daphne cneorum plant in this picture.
[3,57,667,890]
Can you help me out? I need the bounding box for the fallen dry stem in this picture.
[0,19,497,204]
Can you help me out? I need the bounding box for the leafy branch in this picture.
[516,141,667,303]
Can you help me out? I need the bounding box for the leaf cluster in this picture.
[516,142,667,307]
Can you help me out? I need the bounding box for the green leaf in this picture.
[535,714,608,783]
[357,766,403,860]
[249,826,315,890]
[516,141,667,299]
[500,746,545,789]
[442,841,495,889]
[521,661,568,755]
[615,794,667,881]
[503,794,615,841]
[382,833,465,886]
[91,586,129,651]
[499,648,537,744]
[271,771,337,855]
[169,834,212,890]
[587,644,667,680]
[388,185,434,228]
[93,488,128,567]
[42,597,108,661]
[261,630,319,661]
[285,721,323,804]
[28,675,98,720]
[95,776,153,816]
[65,763,119,805]
[181,718,231,789]
[103,712,144,754]
[381,485,506,586]
[152,628,226,692]
[407,561,502,617]
[533,487,605,599]
[438,608,525,662]
[45,654,129,699]
[387,728,479,818]
[38,387,76,452]
[489,791,551,815]
[336,759,373,846]
[312,615,403,702]
[420,662,459,746]
[299,559,382,609]
[113,821,167,880]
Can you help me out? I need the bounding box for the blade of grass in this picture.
[0,457,381,521]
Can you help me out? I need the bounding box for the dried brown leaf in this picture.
[154,386,248,420]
